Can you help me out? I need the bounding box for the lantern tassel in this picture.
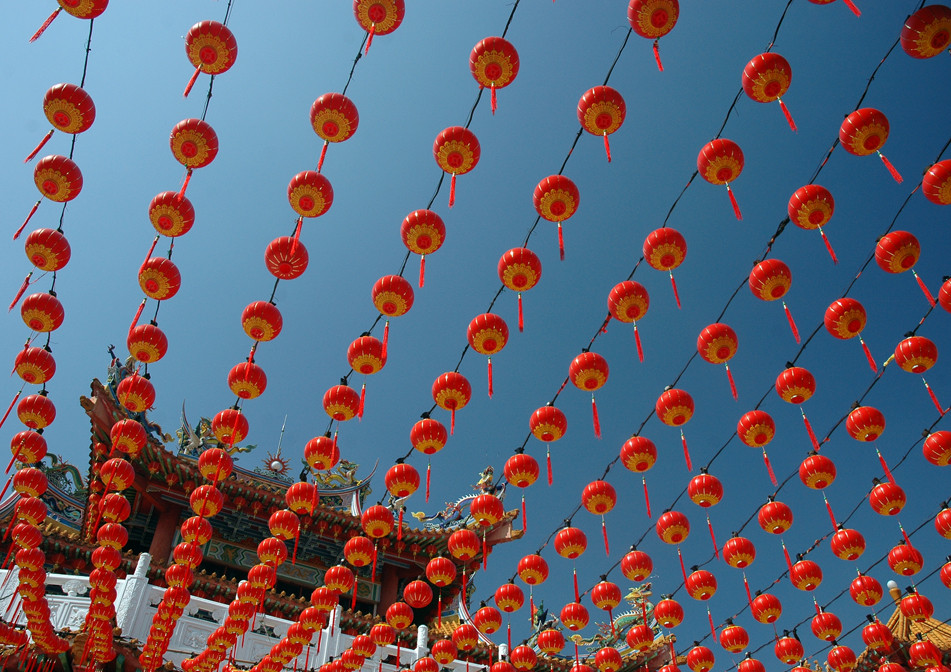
[448,173,457,208]
[381,320,389,361]
[351,577,358,610]
[487,358,493,399]
[546,447,553,486]
[573,568,580,602]
[781,542,793,572]
[129,299,147,334]
[801,408,821,451]
[633,324,644,362]
[291,217,303,256]
[358,383,366,419]
[0,391,20,433]
[418,254,426,288]
[877,151,902,183]
[9,273,33,312]
[899,523,912,548]
[183,65,202,98]
[742,574,753,609]
[30,7,61,42]
[842,0,861,16]
[437,593,442,629]
[491,84,497,115]
[707,515,719,558]
[669,271,681,309]
[293,531,299,565]
[371,542,377,582]
[397,507,403,541]
[876,449,896,485]
[450,408,456,435]
[677,547,688,583]
[517,293,524,332]
[603,132,612,163]
[819,227,838,264]
[591,394,601,438]
[609,608,616,637]
[726,184,742,220]
[762,449,778,486]
[426,461,431,502]
[642,477,651,518]
[707,608,716,640]
[506,622,512,653]
[923,379,945,415]
[15,202,41,240]
[24,130,54,163]
[521,494,527,532]
[725,364,738,400]
[912,269,936,307]
[681,429,692,471]
[482,530,488,571]
[365,23,375,54]
[782,301,800,343]
[177,169,193,201]
[778,99,797,132]
[859,336,877,372]
[601,518,610,556]
[557,222,565,261]
[823,493,838,530]
[318,142,328,173]
[652,39,664,72]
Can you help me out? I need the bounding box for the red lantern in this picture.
[361,504,394,539]
[415,659,439,672]
[887,543,923,576]
[17,394,55,431]
[311,93,359,144]
[505,453,538,530]
[344,536,374,568]
[288,171,334,218]
[686,646,714,672]
[654,597,683,628]
[849,574,882,606]
[285,481,316,515]
[116,374,155,413]
[323,384,361,422]
[749,259,799,341]
[910,639,943,669]
[14,347,56,385]
[471,494,504,528]
[467,313,509,397]
[583,480,617,555]
[410,418,447,455]
[25,83,95,163]
[643,227,686,307]
[10,431,47,465]
[431,639,456,665]
[137,257,181,303]
[182,21,237,97]
[351,635,376,658]
[434,126,480,207]
[775,366,815,404]
[13,497,47,527]
[100,457,135,492]
[33,155,83,206]
[590,581,621,628]
[924,430,951,466]
[530,406,567,447]
[608,281,650,361]
[751,593,781,624]
[621,549,652,582]
[900,592,934,621]
[697,323,739,399]
[627,0,679,70]
[452,623,479,652]
[869,482,906,516]
[268,509,300,542]
[180,516,213,545]
[742,53,796,131]
[403,580,433,609]
[190,485,223,517]
[353,0,405,53]
[923,159,951,205]
[448,528,480,561]
[825,298,878,370]
[722,536,755,569]
[432,372,471,435]
[559,602,589,631]
[494,583,524,614]
[257,537,288,567]
[698,139,744,220]
[385,463,419,499]
[569,352,612,439]
[12,468,48,499]
[578,86,625,162]
[788,184,837,261]
[264,236,309,281]
[830,528,865,561]
[719,623,749,653]
[846,405,885,442]
[827,646,857,672]
[536,629,565,656]
[24,228,70,274]
[211,408,248,446]
[533,175,579,260]
[127,324,168,364]
[304,435,339,471]
[473,605,503,635]
[799,453,836,489]
[228,361,267,400]
[470,37,519,114]
[656,388,695,470]
[685,569,717,600]
[149,191,195,237]
[554,526,587,559]
[738,657,765,672]
[241,301,282,342]
[737,410,777,482]
[876,231,936,306]
[170,118,218,175]
[811,610,842,642]
[656,510,689,544]
[499,248,542,332]
[862,620,893,652]
[510,646,537,672]
[935,507,951,539]
[773,636,803,665]
[688,473,723,507]
[789,559,822,590]
[426,557,457,587]
[517,554,549,585]
[20,293,64,333]
[903,5,951,58]
[895,335,943,412]
[840,108,902,182]
[620,436,656,473]
[402,209,445,288]
[311,587,338,613]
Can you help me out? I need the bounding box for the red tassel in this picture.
[546,447,553,486]
[419,255,426,288]
[878,151,902,183]
[603,132,612,163]
[358,383,366,419]
[633,324,644,362]
[742,575,753,609]
[30,7,61,42]
[517,293,524,332]
[601,519,610,556]
[642,477,651,518]
[573,568,580,602]
[781,542,793,572]
[0,391,20,433]
[450,408,456,435]
[669,271,681,309]
[183,65,202,98]
[859,336,877,372]
[900,524,912,547]
[521,494,527,532]
[177,169,193,201]
[725,364,738,400]
[726,184,742,220]
[801,408,821,451]
[876,449,896,485]
[371,543,377,582]
[293,531,299,565]
[591,395,601,438]
[397,507,403,541]
[9,273,32,312]
[912,270,936,307]
[129,299,147,334]
[140,237,160,274]
[923,379,945,415]
[316,626,323,654]
[763,449,778,486]
[365,23,375,54]
[681,430,692,471]
[318,142,328,174]
[291,217,303,256]
[507,623,511,653]
[842,0,861,15]
[482,531,488,571]
[706,515,719,558]
[437,593,442,629]
[305,646,311,671]
[448,173,457,208]
[24,130,54,163]
[487,358,493,399]
[381,321,389,361]
[426,461,431,502]
[491,85,497,115]
[823,494,838,530]
[778,99,797,132]
[557,222,565,261]
[677,548,688,583]
[652,39,664,72]
[707,608,716,640]
[15,202,40,240]
[783,301,800,343]
[819,227,838,264]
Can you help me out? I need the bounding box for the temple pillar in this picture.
[148,503,181,561]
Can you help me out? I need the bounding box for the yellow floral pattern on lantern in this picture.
[355,0,402,34]
[138,268,175,300]
[350,352,384,375]
[532,421,563,442]
[909,15,951,58]
[436,140,477,175]
[187,33,236,74]
[622,448,655,472]
[25,242,64,272]
[21,307,60,333]
[373,290,410,317]
[412,436,445,455]
[536,188,578,222]
[312,108,355,143]
[289,183,329,218]
[501,262,539,291]
[658,402,692,426]
[752,274,790,301]
[740,421,774,447]
[472,50,516,88]
[128,338,163,364]
[746,67,790,103]
[434,387,468,411]
[34,167,76,202]
[828,306,866,338]
[896,353,935,374]
[778,382,813,404]
[572,368,606,391]
[843,121,888,156]
[118,389,150,414]
[659,520,689,544]
[404,222,444,254]
[792,197,833,230]
[611,293,648,322]
[700,334,737,364]
[171,128,214,168]
[149,203,189,237]
[59,0,104,18]
[879,241,919,273]
[43,98,87,133]
[581,101,624,135]
[632,0,679,38]
[701,154,742,185]
[646,241,684,270]
[469,326,507,356]
[325,401,357,422]
[242,315,279,342]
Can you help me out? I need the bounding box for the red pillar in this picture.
[149,503,182,562]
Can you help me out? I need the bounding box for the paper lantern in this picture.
[830,528,865,560]
[190,485,223,517]
[839,108,902,182]
[10,431,47,465]
[736,411,776,481]
[432,372,471,434]
[516,554,549,585]
[447,528,480,561]
[924,430,951,466]
[288,171,334,218]
[211,408,248,446]
[533,175,579,259]
[685,569,717,600]
[504,453,538,488]
[415,659,439,672]
[264,236,309,281]
[559,602,589,631]
[656,510,689,544]
[471,493,504,528]
[827,646,857,672]
[869,482,905,516]
[656,388,695,470]
[788,184,837,261]
[582,480,617,554]
[643,227,686,307]
[654,597,683,628]
[170,118,218,171]
[149,191,195,237]
[620,436,656,472]
[789,559,822,590]
[590,581,621,625]
[116,374,155,413]
[742,53,796,131]
[621,549,652,582]
[697,323,739,399]
[494,583,524,613]
[23,228,70,274]
[686,646,714,672]
[344,536,374,568]
[751,593,781,624]
[470,36,519,113]
[180,516,212,545]
[100,457,135,492]
[923,159,951,205]
[403,580,433,609]
[467,313,509,397]
[353,0,405,53]
[14,347,56,385]
[749,258,799,341]
[849,574,882,606]
[498,247,542,331]
[799,453,836,489]
[127,324,167,364]
[183,21,237,97]
[385,463,419,499]
[554,526,587,559]
[323,384,361,422]
[722,536,755,568]
[887,543,923,576]
[738,657,765,672]
[241,301,282,342]
[608,281,650,361]
[687,473,723,507]
[627,0,679,70]
[909,639,943,669]
[895,335,943,412]
[304,435,339,471]
[472,605,502,635]
[578,86,625,162]
[452,623,479,652]
[900,592,934,621]
[811,610,842,642]
[876,230,936,306]
[20,292,64,332]
[431,639,457,665]
[510,646,537,672]
[25,83,95,163]
[311,93,359,144]
[698,138,744,219]
[33,154,83,207]
[537,629,565,656]
[902,5,951,58]
[268,509,299,542]
[434,126,480,207]
[410,418,447,455]
[772,636,803,665]
[569,352,609,438]
[402,209,445,288]
[935,507,951,539]
[257,537,288,567]
[626,624,654,653]
[227,361,267,400]
[17,394,56,430]
[719,623,749,653]
[824,298,877,370]
[361,504,394,539]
